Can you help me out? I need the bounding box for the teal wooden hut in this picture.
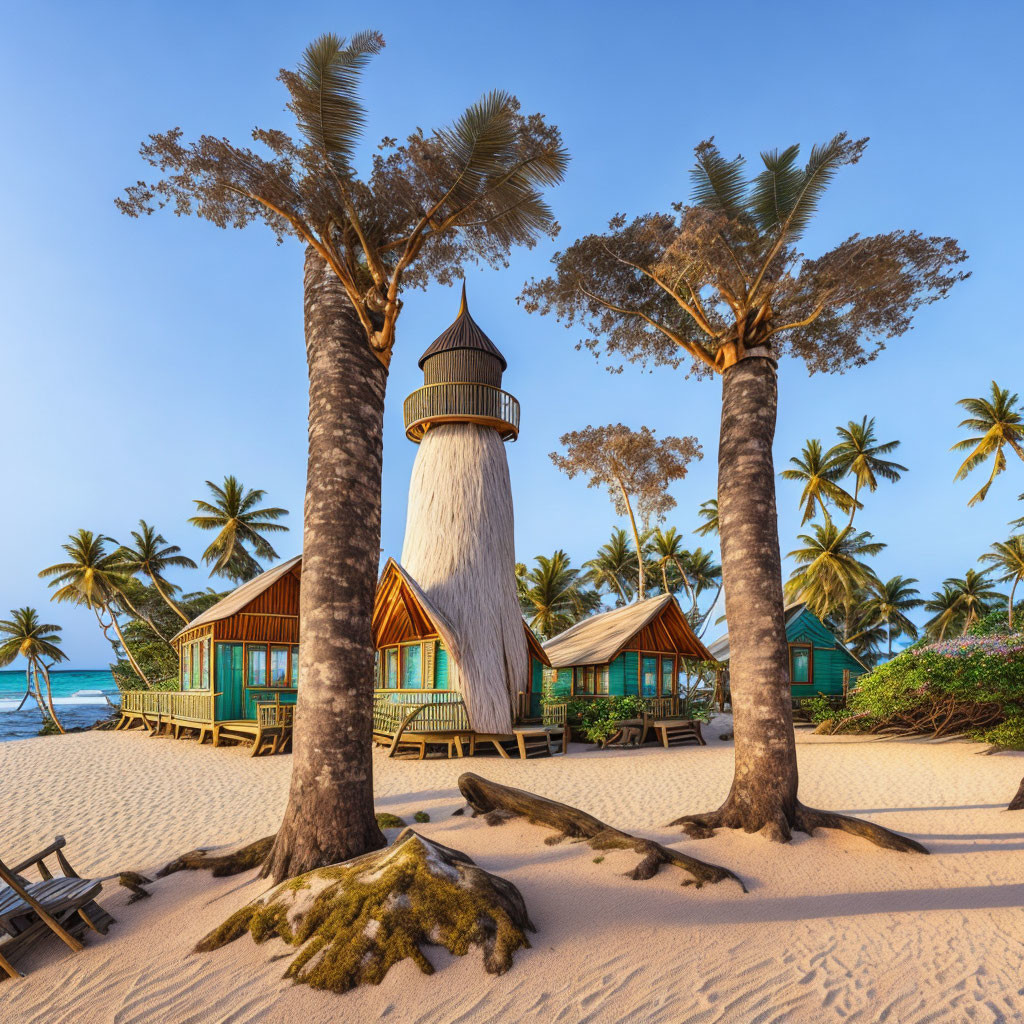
[532,594,712,718]
[706,601,867,698]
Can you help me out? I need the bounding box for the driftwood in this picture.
[457,772,745,891]
[117,872,153,904]
[1010,777,1024,811]
[196,828,533,991]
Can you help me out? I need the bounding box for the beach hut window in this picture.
[661,656,675,697]
[201,638,211,689]
[269,646,289,687]
[386,647,399,689]
[597,665,610,694]
[402,643,423,688]
[180,644,190,689]
[190,642,202,689]
[247,644,268,687]
[291,648,299,687]
[789,644,812,684]
[641,656,658,697]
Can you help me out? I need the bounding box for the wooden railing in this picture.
[256,701,294,729]
[121,690,214,723]
[642,696,679,718]
[373,692,467,735]
[403,382,520,441]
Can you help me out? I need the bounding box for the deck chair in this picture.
[0,836,114,980]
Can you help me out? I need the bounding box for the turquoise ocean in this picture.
[0,669,121,742]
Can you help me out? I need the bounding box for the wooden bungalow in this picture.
[534,594,713,718]
[706,601,868,700]
[117,555,301,753]
[372,559,555,756]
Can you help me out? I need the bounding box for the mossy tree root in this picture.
[157,836,274,878]
[196,828,533,991]
[457,772,746,891]
[1009,777,1024,811]
[670,800,928,853]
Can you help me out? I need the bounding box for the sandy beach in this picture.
[2,719,1023,1024]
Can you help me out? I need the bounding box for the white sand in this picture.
[1,719,1023,1024]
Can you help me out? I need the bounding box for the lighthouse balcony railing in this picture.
[403,382,520,441]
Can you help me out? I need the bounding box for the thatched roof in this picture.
[418,284,507,371]
[171,555,302,642]
[542,594,711,668]
[706,601,868,670]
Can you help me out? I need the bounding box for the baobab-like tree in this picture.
[550,424,702,600]
[523,134,967,850]
[119,31,568,881]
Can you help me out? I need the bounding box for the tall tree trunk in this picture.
[671,355,926,853]
[37,661,64,733]
[702,355,797,838]
[264,247,387,883]
[100,605,151,688]
[617,479,645,600]
[150,573,190,624]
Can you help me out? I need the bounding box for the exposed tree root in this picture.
[118,871,153,903]
[157,836,274,878]
[1010,778,1024,811]
[196,828,533,991]
[670,801,928,853]
[457,772,746,891]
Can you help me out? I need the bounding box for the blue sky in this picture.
[1,0,1021,667]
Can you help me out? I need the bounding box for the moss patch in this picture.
[196,829,534,992]
[375,813,407,830]
[413,811,430,823]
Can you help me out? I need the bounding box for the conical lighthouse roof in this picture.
[417,283,508,371]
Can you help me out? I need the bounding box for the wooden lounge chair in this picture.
[0,836,113,980]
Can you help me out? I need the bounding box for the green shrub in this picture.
[413,811,430,823]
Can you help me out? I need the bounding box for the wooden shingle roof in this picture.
[417,284,507,371]
[542,594,711,668]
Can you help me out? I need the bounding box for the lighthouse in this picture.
[399,286,525,735]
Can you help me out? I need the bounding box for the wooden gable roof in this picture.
[542,594,711,668]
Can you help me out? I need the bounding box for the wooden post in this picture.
[842,669,850,705]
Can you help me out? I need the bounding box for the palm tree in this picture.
[979,537,1024,629]
[781,438,859,525]
[944,569,1002,633]
[951,382,1024,505]
[583,528,636,606]
[682,547,723,603]
[0,608,67,731]
[649,527,696,605]
[863,575,922,656]
[1011,494,1024,532]
[827,590,887,666]
[38,530,151,687]
[785,521,885,620]
[517,552,599,638]
[188,477,289,583]
[525,132,964,848]
[694,498,719,537]
[924,586,965,640]
[116,520,198,624]
[829,417,907,526]
[121,31,569,880]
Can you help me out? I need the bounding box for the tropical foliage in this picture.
[951,381,1024,505]
[781,439,858,525]
[516,552,599,639]
[0,607,68,733]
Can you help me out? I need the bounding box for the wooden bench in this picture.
[0,837,114,980]
[471,729,553,759]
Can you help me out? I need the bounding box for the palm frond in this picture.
[689,139,748,218]
[748,144,802,234]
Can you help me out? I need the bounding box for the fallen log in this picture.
[457,771,745,891]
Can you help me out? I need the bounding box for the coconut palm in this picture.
[694,498,719,537]
[188,476,289,583]
[829,417,907,526]
[0,607,67,731]
[863,575,922,657]
[583,528,637,606]
[38,530,151,687]
[785,521,885,620]
[682,547,723,603]
[781,438,859,525]
[951,382,1024,505]
[517,552,599,638]
[943,569,1002,633]
[979,537,1024,629]
[649,527,696,605]
[115,520,198,624]
[924,586,965,640]
[122,31,569,880]
[524,132,965,847]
